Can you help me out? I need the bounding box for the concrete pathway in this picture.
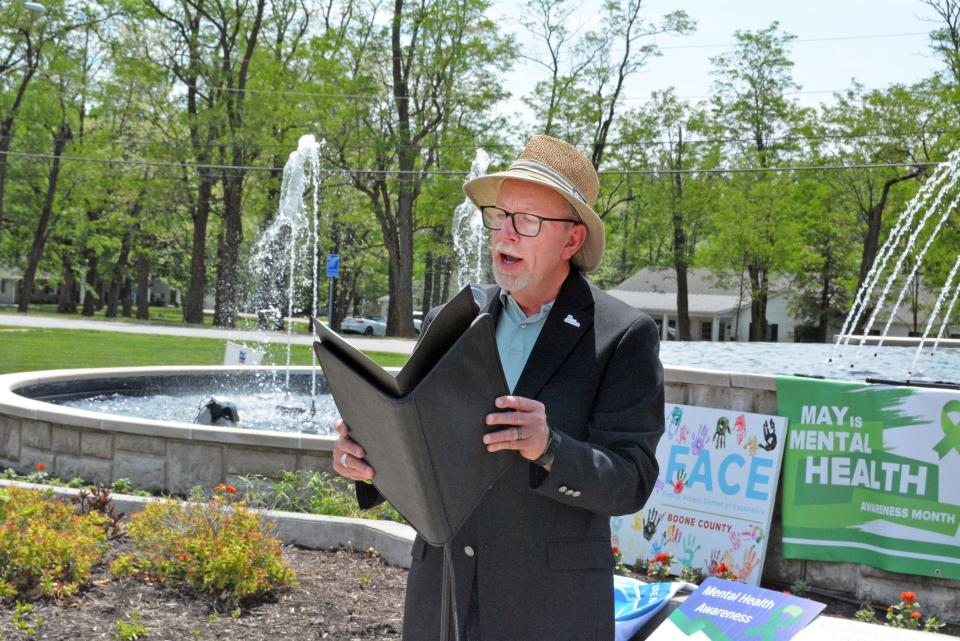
[0,314,416,355]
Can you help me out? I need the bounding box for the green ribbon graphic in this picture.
[934,400,960,459]
[745,605,804,641]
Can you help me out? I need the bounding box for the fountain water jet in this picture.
[452,149,491,290]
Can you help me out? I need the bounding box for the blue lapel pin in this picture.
[563,314,580,328]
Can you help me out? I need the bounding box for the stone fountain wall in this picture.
[1,365,958,621]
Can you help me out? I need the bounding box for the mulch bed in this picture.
[0,546,407,641]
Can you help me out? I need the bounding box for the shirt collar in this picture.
[498,289,555,322]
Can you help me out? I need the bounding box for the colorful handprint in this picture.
[665,523,682,544]
[642,508,662,541]
[744,435,759,456]
[713,416,731,448]
[739,547,760,580]
[679,534,701,567]
[678,425,688,444]
[668,406,683,439]
[734,414,747,445]
[673,469,687,494]
[692,424,709,455]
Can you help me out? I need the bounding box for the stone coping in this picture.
[0,366,339,453]
[0,365,779,452]
[0,478,417,569]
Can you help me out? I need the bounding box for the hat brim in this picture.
[462,172,604,273]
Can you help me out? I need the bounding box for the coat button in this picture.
[572,490,581,497]
[565,489,575,496]
[558,485,568,493]
[464,546,475,557]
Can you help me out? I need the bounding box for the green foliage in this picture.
[788,579,810,598]
[111,494,297,611]
[0,487,108,600]
[11,601,45,637]
[233,470,404,524]
[114,609,149,640]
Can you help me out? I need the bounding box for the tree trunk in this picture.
[671,126,691,341]
[421,252,434,315]
[213,172,245,327]
[106,227,134,318]
[748,266,769,341]
[81,252,101,316]
[439,255,453,306]
[121,278,133,317]
[136,252,150,320]
[18,124,71,313]
[184,175,213,324]
[57,256,77,314]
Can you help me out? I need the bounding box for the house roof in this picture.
[607,290,748,316]
[613,267,789,296]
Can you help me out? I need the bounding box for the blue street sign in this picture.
[326,254,340,278]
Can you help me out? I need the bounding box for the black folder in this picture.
[313,286,517,546]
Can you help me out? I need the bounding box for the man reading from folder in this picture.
[333,134,664,641]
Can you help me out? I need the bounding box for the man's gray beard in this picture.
[493,265,535,293]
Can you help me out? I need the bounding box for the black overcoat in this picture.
[361,269,664,641]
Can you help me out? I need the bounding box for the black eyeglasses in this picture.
[479,206,580,238]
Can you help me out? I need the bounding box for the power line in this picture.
[0,149,946,176]
[37,127,960,152]
[657,31,930,51]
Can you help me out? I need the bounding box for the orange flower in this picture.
[901,591,916,604]
[715,563,729,574]
[783,590,792,595]
[225,485,237,494]
[653,552,671,565]
[215,483,225,492]
[730,573,739,580]
[912,611,922,620]
[887,607,893,613]
[35,463,46,471]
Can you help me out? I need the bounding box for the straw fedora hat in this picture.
[462,134,604,272]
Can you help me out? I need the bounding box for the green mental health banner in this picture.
[777,376,960,580]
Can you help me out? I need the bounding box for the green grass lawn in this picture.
[0,304,318,335]
[0,328,407,374]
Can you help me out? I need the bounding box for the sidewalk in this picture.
[0,314,416,355]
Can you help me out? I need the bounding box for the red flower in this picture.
[654,552,671,564]
[783,590,792,595]
[35,463,46,471]
[912,611,922,620]
[901,591,916,604]
[715,563,729,574]
[215,483,225,492]
[225,485,237,495]
[611,546,620,555]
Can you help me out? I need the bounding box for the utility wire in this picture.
[657,31,930,50]
[18,127,959,152]
[0,149,947,176]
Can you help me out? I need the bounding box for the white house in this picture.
[607,268,795,342]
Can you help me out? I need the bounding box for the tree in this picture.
[709,22,804,341]
[327,0,514,336]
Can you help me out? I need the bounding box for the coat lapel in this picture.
[512,271,594,400]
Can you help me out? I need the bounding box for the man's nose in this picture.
[495,214,521,241]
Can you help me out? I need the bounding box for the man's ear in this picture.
[561,224,587,260]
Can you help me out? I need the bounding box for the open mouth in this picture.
[498,252,523,268]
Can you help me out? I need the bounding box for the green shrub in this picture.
[111,494,297,611]
[234,470,403,523]
[0,487,108,599]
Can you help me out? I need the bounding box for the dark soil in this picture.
[3,545,958,640]
[0,546,407,641]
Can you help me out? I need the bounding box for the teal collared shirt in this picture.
[495,290,554,393]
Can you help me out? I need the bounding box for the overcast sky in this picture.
[489,0,947,125]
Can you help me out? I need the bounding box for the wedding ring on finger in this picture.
[516,427,524,441]
[340,452,349,467]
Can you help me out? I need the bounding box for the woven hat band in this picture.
[509,159,589,206]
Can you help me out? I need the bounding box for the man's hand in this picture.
[332,419,375,481]
[483,395,551,463]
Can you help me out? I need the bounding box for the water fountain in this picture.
[830,148,960,381]
[452,149,491,290]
